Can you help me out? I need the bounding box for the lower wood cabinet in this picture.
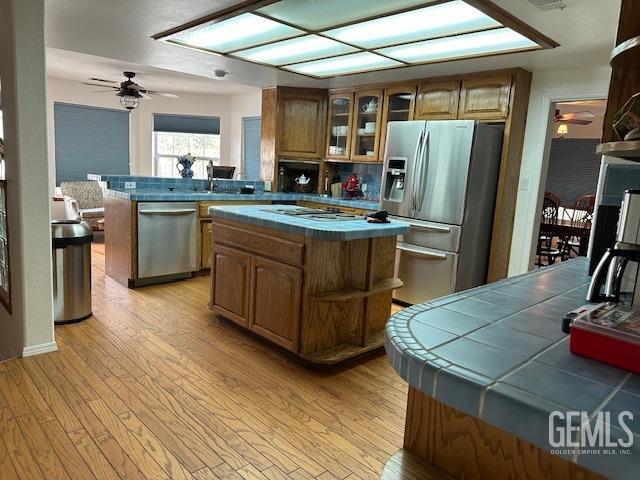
[211,239,302,352]
[211,244,251,326]
[201,222,212,269]
[248,256,302,352]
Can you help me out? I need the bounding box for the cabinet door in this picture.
[201,222,212,269]
[380,84,417,160]
[415,80,460,120]
[351,89,383,162]
[249,256,302,352]
[458,74,512,120]
[278,90,327,159]
[326,93,354,160]
[211,244,251,326]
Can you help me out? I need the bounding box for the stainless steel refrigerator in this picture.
[380,120,504,305]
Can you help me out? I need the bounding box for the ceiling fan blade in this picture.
[82,82,119,89]
[566,119,593,125]
[563,111,595,120]
[90,89,118,93]
[128,84,143,90]
[89,77,117,84]
[146,91,178,98]
[139,91,152,99]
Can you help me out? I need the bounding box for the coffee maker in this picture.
[587,190,640,305]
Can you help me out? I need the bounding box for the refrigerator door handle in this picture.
[414,130,430,212]
[396,243,448,259]
[410,130,424,210]
[389,216,451,232]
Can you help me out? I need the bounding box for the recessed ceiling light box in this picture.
[153,0,558,78]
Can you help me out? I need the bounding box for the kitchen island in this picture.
[209,205,409,365]
[384,258,638,480]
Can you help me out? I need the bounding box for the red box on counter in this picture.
[568,303,640,374]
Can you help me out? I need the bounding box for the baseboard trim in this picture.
[22,341,58,357]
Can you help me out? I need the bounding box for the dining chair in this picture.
[560,194,595,260]
[536,192,561,266]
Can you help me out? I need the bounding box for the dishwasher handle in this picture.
[139,209,197,215]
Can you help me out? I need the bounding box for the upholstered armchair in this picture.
[60,181,105,230]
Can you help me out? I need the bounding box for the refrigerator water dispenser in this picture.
[383,158,407,202]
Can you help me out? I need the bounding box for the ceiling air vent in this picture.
[527,0,575,11]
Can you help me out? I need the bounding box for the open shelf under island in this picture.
[208,205,409,366]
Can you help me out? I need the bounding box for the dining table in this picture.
[539,218,591,256]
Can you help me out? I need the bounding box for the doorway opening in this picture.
[535,99,606,268]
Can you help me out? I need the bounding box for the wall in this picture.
[46,76,260,187]
[0,0,55,358]
[229,91,262,175]
[508,66,611,276]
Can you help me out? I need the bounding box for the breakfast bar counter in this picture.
[384,258,639,480]
[208,205,409,365]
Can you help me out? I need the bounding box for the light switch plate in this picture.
[124,181,136,189]
[264,181,272,192]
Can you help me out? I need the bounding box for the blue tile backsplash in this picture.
[336,163,382,201]
[87,174,265,193]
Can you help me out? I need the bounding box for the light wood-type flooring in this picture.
[0,242,407,479]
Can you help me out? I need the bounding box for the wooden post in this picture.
[601,0,640,142]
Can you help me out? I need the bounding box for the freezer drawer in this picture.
[391,216,461,252]
[137,202,197,279]
[393,242,458,305]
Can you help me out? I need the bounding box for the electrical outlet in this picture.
[124,181,136,189]
[264,181,272,192]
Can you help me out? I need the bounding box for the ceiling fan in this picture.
[81,71,178,110]
[554,109,595,125]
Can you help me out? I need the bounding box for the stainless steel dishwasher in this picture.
[137,202,197,284]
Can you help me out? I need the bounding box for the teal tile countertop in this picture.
[209,204,409,240]
[104,188,380,210]
[386,258,640,480]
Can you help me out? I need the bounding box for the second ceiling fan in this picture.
[82,71,178,110]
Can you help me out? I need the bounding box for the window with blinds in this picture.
[242,117,261,181]
[153,114,221,178]
[54,103,130,185]
[544,138,601,207]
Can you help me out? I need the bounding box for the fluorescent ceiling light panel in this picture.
[167,13,303,53]
[378,28,538,63]
[233,35,357,66]
[284,52,402,78]
[256,0,432,31]
[324,1,501,48]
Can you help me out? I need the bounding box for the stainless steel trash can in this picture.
[52,220,93,324]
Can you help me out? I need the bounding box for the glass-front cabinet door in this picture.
[380,84,417,160]
[326,94,353,160]
[351,89,383,162]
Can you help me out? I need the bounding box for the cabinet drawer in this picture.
[213,223,304,267]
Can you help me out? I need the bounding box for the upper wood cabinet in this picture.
[249,256,302,352]
[414,80,461,120]
[458,74,512,120]
[351,89,383,162]
[326,93,354,160]
[277,89,327,158]
[380,84,417,160]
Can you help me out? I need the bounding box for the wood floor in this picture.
[0,242,407,479]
